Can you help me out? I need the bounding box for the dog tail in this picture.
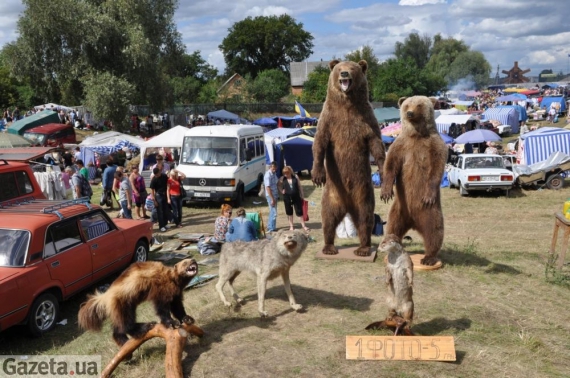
[78,291,108,331]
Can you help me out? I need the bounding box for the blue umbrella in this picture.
[454,129,502,144]
[439,133,454,144]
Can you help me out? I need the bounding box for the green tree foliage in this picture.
[219,15,314,78]
[345,45,380,100]
[247,69,290,103]
[197,81,221,104]
[447,51,492,89]
[394,32,432,70]
[425,34,469,79]
[170,76,202,105]
[371,58,445,101]
[300,64,329,103]
[84,72,134,130]
[4,0,184,120]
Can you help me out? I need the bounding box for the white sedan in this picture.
[448,154,515,196]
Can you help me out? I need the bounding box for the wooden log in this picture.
[101,322,204,378]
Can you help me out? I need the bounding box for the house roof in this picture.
[289,61,327,86]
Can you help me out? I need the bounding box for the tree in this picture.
[394,32,432,70]
[300,65,329,103]
[446,51,492,90]
[425,35,469,79]
[170,76,203,105]
[4,0,184,117]
[247,69,290,103]
[84,72,134,130]
[371,58,445,101]
[219,15,314,78]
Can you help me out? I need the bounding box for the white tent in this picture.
[33,103,74,112]
[138,125,189,171]
[79,131,144,165]
[435,114,478,133]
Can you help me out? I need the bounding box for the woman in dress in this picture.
[129,164,149,220]
[214,204,233,241]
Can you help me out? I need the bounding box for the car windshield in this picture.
[180,137,237,166]
[0,229,30,267]
[22,132,46,145]
[464,156,504,169]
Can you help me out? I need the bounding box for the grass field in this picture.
[1,171,570,377]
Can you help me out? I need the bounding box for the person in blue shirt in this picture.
[102,157,118,210]
[226,207,258,242]
[264,161,279,232]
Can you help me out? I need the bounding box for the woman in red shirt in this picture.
[167,170,186,228]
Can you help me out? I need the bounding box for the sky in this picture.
[1,0,570,84]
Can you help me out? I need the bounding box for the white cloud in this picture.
[399,0,447,5]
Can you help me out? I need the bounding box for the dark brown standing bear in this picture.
[380,96,447,266]
[312,60,386,256]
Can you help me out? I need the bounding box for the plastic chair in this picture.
[246,212,266,239]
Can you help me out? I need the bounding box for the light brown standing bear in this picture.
[312,60,386,256]
[380,96,447,266]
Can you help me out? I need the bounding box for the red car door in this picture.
[44,218,92,297]
[79,211,127,282]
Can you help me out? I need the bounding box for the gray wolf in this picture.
[215,230,308,317]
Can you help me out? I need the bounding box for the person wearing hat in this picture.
[484,142,498,155]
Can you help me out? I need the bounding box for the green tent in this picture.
[8,110,60,135]
[373,107,400,123]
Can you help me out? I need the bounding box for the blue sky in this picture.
[2,0,570,84]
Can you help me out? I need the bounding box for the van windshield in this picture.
[22,132,46,145]
[180,137,238,166]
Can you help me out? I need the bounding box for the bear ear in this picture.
[329,59,340,71]
[429,97,438,108]
[358,60,368,75]
[398,97,407,108]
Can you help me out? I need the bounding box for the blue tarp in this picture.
[279,135,314,173]
[253,117,277,127]
[207,109,240,123]
[540,96,566,114]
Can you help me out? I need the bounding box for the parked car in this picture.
[22,123,77,147]
[448,154,515,196]
[0,159,46,203]
[0,198,153,335]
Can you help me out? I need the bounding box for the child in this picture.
[145,193,158,224]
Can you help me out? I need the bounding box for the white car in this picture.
[448,154,515,196]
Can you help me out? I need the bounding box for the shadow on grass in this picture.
[439,247,522,275]
[180,284,373,375]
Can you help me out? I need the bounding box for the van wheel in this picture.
[28,293,59,336]
[234,185,244,207]
[253,175,263,194]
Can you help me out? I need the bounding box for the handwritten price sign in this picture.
[346,336,456,361]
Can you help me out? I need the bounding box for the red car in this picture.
[0,198,153,335]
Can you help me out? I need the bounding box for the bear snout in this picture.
[340,71,349,78]
[406,110,415,118]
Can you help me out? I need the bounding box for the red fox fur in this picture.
[78,259,198,346]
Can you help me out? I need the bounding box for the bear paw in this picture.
[420,256,440,266]
[354,246,372,256]
[311,167,326,187]
[182,315,195,325]
[321,245,338,255]
[380,190,393,203]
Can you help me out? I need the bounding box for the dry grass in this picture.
[2,175,570,378]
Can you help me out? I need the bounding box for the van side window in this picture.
[44,219,83,257]
[0,171,34,202]
[257,136,264,156]
[239,138,247,163]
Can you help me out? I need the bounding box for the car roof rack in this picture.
[0,197,93,219]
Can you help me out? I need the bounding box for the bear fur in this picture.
[312,60,386,256]
[380,96,447,266]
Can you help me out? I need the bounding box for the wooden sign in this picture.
[346,336,455,361]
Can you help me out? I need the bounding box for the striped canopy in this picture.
[482,108,520,134]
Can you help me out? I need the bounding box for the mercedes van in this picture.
[178,125,266,206]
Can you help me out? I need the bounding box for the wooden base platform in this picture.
[316,246,376,262]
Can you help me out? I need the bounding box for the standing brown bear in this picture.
[312,60,386,256]
[380,96,447,266]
